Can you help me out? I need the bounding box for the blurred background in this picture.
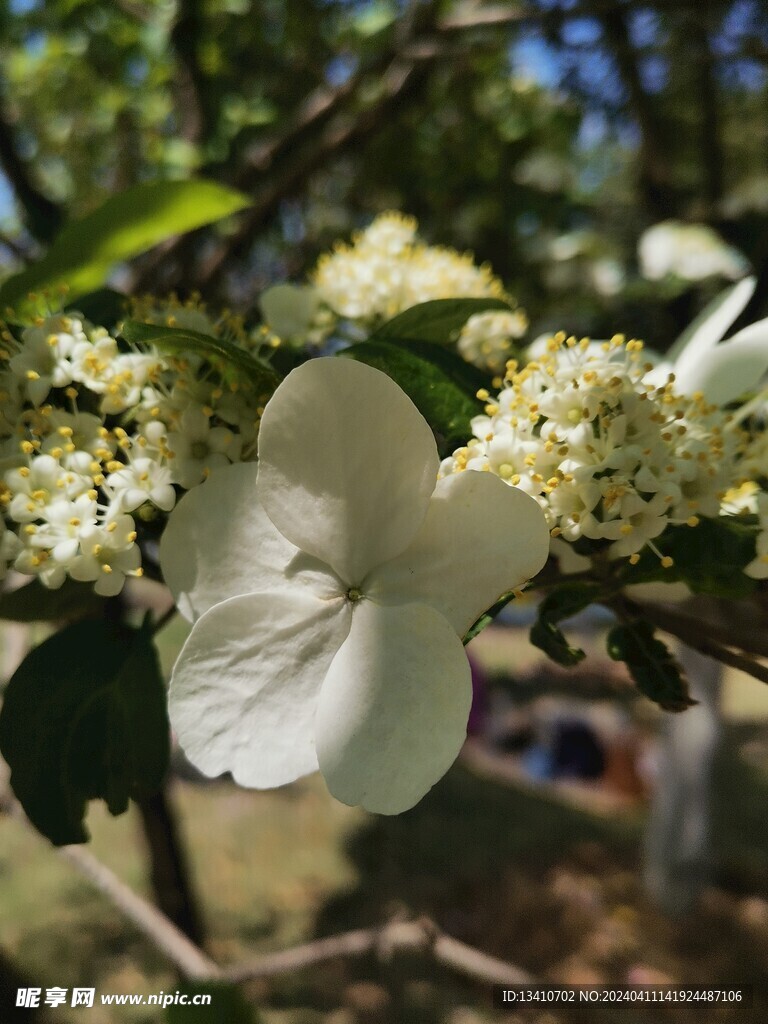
[2,0,768,1021]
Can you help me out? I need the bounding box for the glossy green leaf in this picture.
[371,297,512,345]
[0,617,170,845]
[122,320,280,394]
[0,180,251,315]
[607,620,694,712]
[341,339,481,447]
[529,583,602,666]
[0,577,104,623]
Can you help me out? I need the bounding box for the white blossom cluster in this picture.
[638,221,749,283]
[311,211,519,336]
[456,309,529,374]
[440,332,742,567]
[0,298,268,593]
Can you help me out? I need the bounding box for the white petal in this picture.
[170,588,351,787]
[257,357,439,584]
[675,330,768,406]
[671,276,755,366]
[160,461,339,620]
[366,472,549,636]
[315,601,472,814]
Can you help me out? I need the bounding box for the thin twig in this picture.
[59,845,222,980]
[612,597,768,688]
[1,785,534,990]
[224,918,533,986]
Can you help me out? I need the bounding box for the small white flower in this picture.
[457,310,528,373]
[638,221,749,283]
[9,314,85,405]
[259,284,321,345]
[161,358,549,814]
[0,519,21,581]
[106,455,176,513]
[166,406,242,488]
[68,514,141,596]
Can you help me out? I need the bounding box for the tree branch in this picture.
[192,56,429,291]
[0,787,220,980]
[224,918,533,986]
[612,596,768,687]
[0,83,63,244]
[1,785,533,991]
[597,0,676,220]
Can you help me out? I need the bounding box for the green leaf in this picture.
[0,577,104,623]
[341,339,480,446]
[371,297,512,345]
[69,288,128,330]
[618,517,758,597]
[0,179,251,315]
[165,984,258,1024]
[607,620,695,712]
[121,320,280,394]
[529,583,602,666]
[0,617,170,845]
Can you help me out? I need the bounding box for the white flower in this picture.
[457,310,528,373]
[646,277,768,406]
[638,221,748,282]
[0,519,21,581]
[166,406,242,488]
[9,314,85,405]
[259,284,321,345]
[106,455,176,513]
[68,514,141,596]
[160,358,548,814]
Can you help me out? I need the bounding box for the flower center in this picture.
[190,441,209,460]
[346,586,363,602]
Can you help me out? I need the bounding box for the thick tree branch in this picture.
[0,86,63,244]
[170,0,210,145]
[597,1,676,220]
[193,56,429,291]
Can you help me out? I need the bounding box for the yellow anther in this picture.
[69,517,81,527]
[106,521,117,533]
[661,556,674,569]
[57,426,74,437]
[20,440,35,454]
[101,564,113,574]
[127,531,137,542]
[629,553,640,565]
[26,370,40,381]
[686,516,700,527]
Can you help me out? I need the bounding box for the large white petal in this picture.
[170,588,351,787]
[674,328,768,406]
[160,461,340,620]
[257,357,439,584]
[670,276,755,366]
[366,471,550,636]
[315,601,472,814]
